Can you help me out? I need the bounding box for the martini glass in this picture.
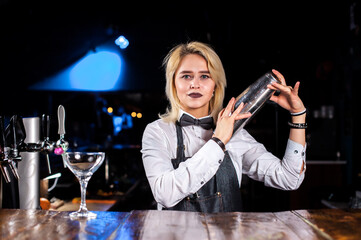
[63,152,105,219]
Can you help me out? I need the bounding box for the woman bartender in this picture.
[141,41,306,213]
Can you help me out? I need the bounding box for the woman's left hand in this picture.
[268,69,305,113]
[213,98,252,145]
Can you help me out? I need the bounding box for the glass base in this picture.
[69,210,97,219]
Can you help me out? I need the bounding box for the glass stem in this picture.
[78,177,90,213]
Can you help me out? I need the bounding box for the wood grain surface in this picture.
[1,208,360,239]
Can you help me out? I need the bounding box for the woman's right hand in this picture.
[213,97,252,145]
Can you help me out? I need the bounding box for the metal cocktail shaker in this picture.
[233,71,281,133]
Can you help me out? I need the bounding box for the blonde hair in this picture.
[159,41,227,123]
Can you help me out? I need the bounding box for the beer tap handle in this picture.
[0,116,11,183]
[46,114,52,173]
[57,105,66,137]
[11,116,17,149]
[8,115,27,152]
[42,114,51,141]
[56,105,68,151]
[56,105,69,168]
[41,114,52,174]
[0,116,6,152]
[10,116,20,159]
[41,114,46,140]
[0,116,9,160]
[6,116,20,179]
[46,115,50,140]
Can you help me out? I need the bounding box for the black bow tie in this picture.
[178,114,214,130]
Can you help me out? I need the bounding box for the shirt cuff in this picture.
[201,139,225,166]
[284,139,306,174]
[187,139,225,192]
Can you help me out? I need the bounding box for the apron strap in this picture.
[174,121,219,196]
[172,121,185,169]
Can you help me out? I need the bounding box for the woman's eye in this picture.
[200,75,210,79]
[181,75,192,79]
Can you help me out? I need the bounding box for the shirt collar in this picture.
[178,109,212,121]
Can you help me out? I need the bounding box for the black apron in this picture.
[165,121,242,213]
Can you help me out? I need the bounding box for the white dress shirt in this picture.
[141,111,306,210]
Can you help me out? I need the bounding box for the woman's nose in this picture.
[190,78,200,89]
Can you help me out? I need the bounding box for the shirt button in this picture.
[294,150,298,154]
[302,152,305,156]
[218,159,222,164]
[201,181,204,185]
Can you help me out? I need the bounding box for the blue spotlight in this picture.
[115,35,129,49]
[70,51,121,91]
[30,50,123,91]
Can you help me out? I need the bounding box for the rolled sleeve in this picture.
[281,139,306,189]
[264,139,306,190]
[284,140,306,172]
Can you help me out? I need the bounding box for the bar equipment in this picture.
[55,105,69,165]
[0,116,19,208]
[18,117,41,209]
[41,114,54,174]
[63,152,105,219]
[233,71,281,134]
[0,105,69,209]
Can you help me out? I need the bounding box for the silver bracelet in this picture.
[290,108,307,116]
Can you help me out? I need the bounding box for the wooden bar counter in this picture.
[1,208,361,239]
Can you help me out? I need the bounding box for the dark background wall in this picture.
[0,0,359,211]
